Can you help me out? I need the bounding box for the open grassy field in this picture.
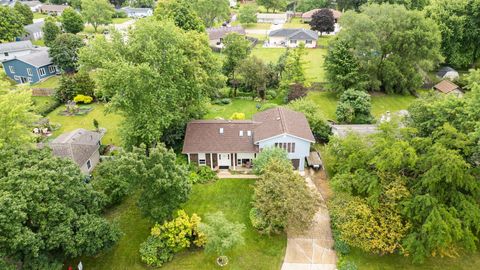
[33,13,48,19]
[75,179,286,270]
[33,76,60,88]
[205,98,283,120]
[47,103,123,145]
[112,17,132,24]
[283,17,309,29]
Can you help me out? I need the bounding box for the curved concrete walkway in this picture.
[281,170,337,270]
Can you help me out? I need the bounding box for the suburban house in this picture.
[206,26,246,48]
[267,28,318,48]
[437,66,460,80]
[50,129,104,174]
[302,9,342,23]
[434,80,463,96]
[22,21,45,41]
[23,1,43,12]
[38,4,68,15]
[182,107,315,171]
[257,13,289,24]
[1,47,58,84]
[121,7,153,18]
[0,40,34,61]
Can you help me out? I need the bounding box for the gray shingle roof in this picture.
[14,47,51,67]
[331,124,378,137]
[50,129,103,167]
[437,66,457,77]
[206,26,246,40]
[121,7,152,13]
[0,40,33,54]
[24,21,44,34]
[269,28,318,40]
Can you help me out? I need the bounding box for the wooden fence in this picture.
[31,88,54,96]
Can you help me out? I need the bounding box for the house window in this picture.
[8,66,15,73]
[290,40,297,44]
[27,77,32,82]
[247,130,252,136]
[305,40,312,44]
[198,153,206,166]
[274,142,295,153]
[86,160,92,169]
[239,130,244,136]
[13,75,19,80]
[48,66,56,73]
[27,68,32,76]
[39,68,46,76]
[4,52,8,56]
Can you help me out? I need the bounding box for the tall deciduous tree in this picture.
[61,7,85,34]
[309,9,334,35]
[14,2,33,25]
[281,44,307,90]
[297,0,331,12]
[426,0,480,68]
[253,160,320,234]
[0,147,121,268]
[337,0,367,10]
[237,56,268,98]
[238,4,257,24]
[329,3,442,94]
[81,0,114,33]
[79,20,224,149]
[0,90,39,150]
[42,18,61,47]
[223,33,251,96]
[256,0,287,12]
[191,0,230,28]
[371,0,430,10]
[0,6,24,42]
[155,0,205,32]
[49,33,85,73]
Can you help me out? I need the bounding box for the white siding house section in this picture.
[257,134,312,171]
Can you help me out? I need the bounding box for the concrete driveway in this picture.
[281,170,337,270]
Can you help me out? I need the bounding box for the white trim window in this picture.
[48,66,56,73]
[13,75,19,80]
[198,153,206,166]
[86,160,92,169]
[290,39,297,44]
[27,68,33,76]
[305,40,312,44]
[27,77,32,82]
[39,68,46,76]
[8,66,15,73]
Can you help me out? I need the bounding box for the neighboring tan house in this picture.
[38,4,68,15]
[1,47,58,84]
[437,66,460,81]
[22,21,45,41]
[257,13,289,24]
[302,9,342,23]
[50,129,103,174]
[267,28,318,48]
[206,26,246,48]
[182,107,315,171]
[433,80,463,96]
[121,7,153,18]
[0,40,34,61]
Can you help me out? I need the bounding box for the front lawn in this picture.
[204,98,283,120]
[242,23,272,30]
[33,76,60,89]
[33,13,48,19]
[346,246,480,270]
[46,103,123,146]
[283,17,309,29]
[162,179,287,270]
[112,17,132,24]
[76,179,287,270]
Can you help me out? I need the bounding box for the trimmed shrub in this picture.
[113,10,127,18]
[55,72,95,103]
[73,94,93,104]
[189,165,218,184]
[230,112,245,120]
[338,260,358,270]
[266,89,277,98]
[220,98,231,104]
[249,207,268,231]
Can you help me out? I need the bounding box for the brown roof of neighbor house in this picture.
[434,80,460,94]
[206,26,246,40]
[253,107,315,142]
[182,120,259,153]
[50,128,103,167]
[39,4,69,13]
[302,9,342,19]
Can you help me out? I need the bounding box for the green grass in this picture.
[204,98,283,120]
[242,23,272,30]
[307,91,418,121]
[112,17,132,24]
[33,13,48,19]
[31,96,58,115]
[76,180,286,270]
[47,103,123,146]
[252,46,327,82]
[162,179,287,270]
[283,18,308,29]
[346,248,480,270]
[33,76,60,89]
[32,39,45,46]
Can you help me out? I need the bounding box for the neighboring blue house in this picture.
[1,48,58,84]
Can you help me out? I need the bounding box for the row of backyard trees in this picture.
[325,71,480,263]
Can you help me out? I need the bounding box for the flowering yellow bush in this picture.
[73,94,93,104]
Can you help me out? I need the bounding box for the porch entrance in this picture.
[218,153,230,168]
